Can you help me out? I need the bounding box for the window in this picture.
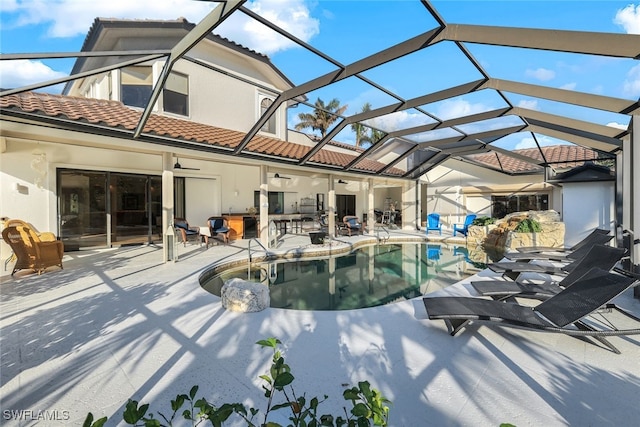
[254,191,284,214]
[163,72,189,116]
[121,66,152,108]
[491,194,549,219]
[260,96,276,134]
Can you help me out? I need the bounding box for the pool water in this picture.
[201,243,499,311]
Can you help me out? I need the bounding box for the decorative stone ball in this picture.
[221,278,270,312]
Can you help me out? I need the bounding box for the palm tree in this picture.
[371,127,386,145]
[351,102,373,148]
[295,98,347,138]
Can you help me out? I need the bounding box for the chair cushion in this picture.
[347,218,360,228]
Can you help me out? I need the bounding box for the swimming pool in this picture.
[201,242,499,310]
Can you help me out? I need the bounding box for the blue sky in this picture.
[1,0,639,150]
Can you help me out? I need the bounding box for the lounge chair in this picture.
[174,218,200,246]
[2,225,64,275]
[342,216,363,236]
[425,213,442,235]
[453,214,476,237]
[471,244,626,300]
[208,217,230,244]
[423,267,640,354]
[505,232,613,261]
[486,241,617,281]
[516,228,610,253]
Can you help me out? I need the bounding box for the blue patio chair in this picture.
[208,217,230,244]
[427,244,442,262]
[342,215,363,236]
[426,213,442,235]
[453,214,476,237]
[174,218,200,246]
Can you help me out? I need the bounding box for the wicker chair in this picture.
[2,225,64,275]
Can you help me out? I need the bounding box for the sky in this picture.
[1,0,639,150]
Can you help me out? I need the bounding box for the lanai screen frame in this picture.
[1,0,639,272]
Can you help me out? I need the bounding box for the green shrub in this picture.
[513,218,542,233]
[471,216,495,226]
[84,337,391,427]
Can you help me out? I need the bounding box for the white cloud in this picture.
[218,0,319,55]
[559,82,577,91]
[623,63,640,97]
[517,99,538,110]
[435,99,488,120]
[607,121,629,130]
[514,135,561,150]
[4,0,215,38]
[3,0,319,54]
[525,68,555,81]
[514,136,537,150]
[614,3,640,34]
[0,59,67,90]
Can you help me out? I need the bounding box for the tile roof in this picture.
[0,91,404,175]
[467,145,603,174]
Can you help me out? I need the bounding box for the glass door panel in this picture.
[110,174,150,245]
[58,170,108,249]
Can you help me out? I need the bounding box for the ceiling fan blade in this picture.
[274,173,291,179]
[174,158,200,171]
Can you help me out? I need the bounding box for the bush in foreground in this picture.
[84,337,390,427]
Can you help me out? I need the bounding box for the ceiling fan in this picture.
[273,173,291,179]
[173,157,200,170]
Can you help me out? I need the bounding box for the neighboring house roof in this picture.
[64,17,294,94]
[0,91,403,175]
[546,161,615,183]
[467,145,604,174]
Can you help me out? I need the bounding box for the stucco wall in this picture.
[562,181,615,245]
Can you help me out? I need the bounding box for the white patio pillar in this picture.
[368,178,375,235]
[402,180,417,230]
[260,165,269,247]
[162,152,175,262]
[328,174,336,237]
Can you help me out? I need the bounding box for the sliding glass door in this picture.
[58,170,163,249]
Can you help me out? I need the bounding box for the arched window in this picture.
[260,97,276,134]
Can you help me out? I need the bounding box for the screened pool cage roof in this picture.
[2,0,639,180]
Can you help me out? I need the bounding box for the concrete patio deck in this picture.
[1,229,639,426]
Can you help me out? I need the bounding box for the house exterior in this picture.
[0,16,632,266]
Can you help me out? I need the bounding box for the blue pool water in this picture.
[201,242,500,310]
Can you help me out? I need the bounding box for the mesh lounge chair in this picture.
[505,232,613,261]
[2,225,64,275]
[424,267,640,354]
[453,214,476,237]
[426,213,442,235]
[471,245,626,300]
[516,228,610,253]
[486,242,615,281]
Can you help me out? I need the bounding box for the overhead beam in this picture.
[480,78,640,115]
[513,107,626,140]
[524,124,621,152]
[437,24,640,59]
[235,27,445,153]
[0,50,170,60]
